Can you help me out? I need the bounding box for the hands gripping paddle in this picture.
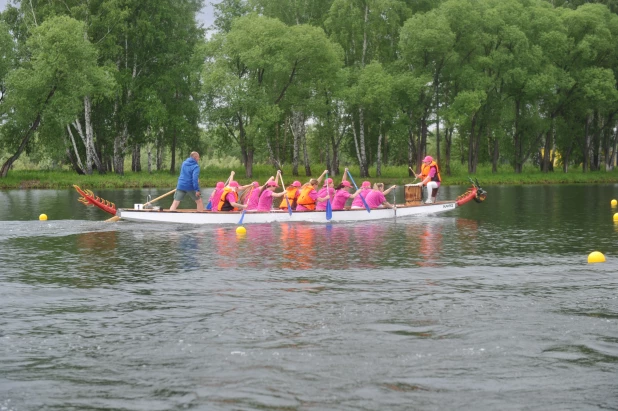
[278,171,292,216]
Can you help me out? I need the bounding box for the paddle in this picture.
[325,172,333,221]
[238,208,246,224]
[144,189,176,208]
[278,171,293,216]
[393,185,397,217]
[346,170,371,213]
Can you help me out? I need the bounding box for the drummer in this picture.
[411,156,441,204]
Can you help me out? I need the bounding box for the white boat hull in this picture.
[116,201,459,224]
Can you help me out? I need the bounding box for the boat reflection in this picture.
[207,218,479,270]
[397,217,479,267]
[418,221,443,267]
[178,231,203,269]
[76,230,118,253]
[280,223,315,270]
[456,218,479,256]
[212,223,366,270]
[213,227,239,269]
[351,223,390,268]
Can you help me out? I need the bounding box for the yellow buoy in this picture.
[587,251,605,264]
[236,226,246,235]
[39,214,48,221]
[612,199,618,207]
[614,213,618,221]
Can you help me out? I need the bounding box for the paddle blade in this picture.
[326,199,332,220]
[238,209,246,224]
[206,200,212,210]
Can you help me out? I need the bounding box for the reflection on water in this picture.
[418,221,443,267]
[280,223,316,270]
[77,230,118,253]
[1,185,618,410]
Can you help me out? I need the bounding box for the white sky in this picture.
[0,0,218,28]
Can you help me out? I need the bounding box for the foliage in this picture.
[2,0,618,180]
[4,161,618,189]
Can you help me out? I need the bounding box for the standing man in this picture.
[170,151,204,211]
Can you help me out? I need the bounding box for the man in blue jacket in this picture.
[170,151,204,211]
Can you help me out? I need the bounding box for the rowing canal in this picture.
[1,185,617,410]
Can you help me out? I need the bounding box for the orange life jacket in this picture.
[279,186,299,209]
[420,161,441,185]
[296,185,316,210]
[218,187,239,211]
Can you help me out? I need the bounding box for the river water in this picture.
[1,185,617,410]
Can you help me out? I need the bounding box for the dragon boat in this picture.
[73,180,486,225]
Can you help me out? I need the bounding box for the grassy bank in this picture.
[2,163,618,189]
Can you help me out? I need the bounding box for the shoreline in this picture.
[1,169,618,190]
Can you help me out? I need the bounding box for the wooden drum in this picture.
[404,185,422,205]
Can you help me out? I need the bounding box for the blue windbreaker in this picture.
[176,157,200,192]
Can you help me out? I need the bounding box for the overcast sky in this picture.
[0,0,218,28]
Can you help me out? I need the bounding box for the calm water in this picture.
[1,185,617,410]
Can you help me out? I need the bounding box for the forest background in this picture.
[2,0,618,189]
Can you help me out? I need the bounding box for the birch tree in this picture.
[202,14,342,177]
[0,16,114,177]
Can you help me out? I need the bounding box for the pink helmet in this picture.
[341,181,351,187]
[423,156,433,163]
[361,181,371,188]
[215,182,225,189]
[266,180,279,187]
[229,181,239,188]
[292,180,301,187]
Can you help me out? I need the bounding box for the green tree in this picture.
[0,16,114,177]
[536,4,618,172]
[325,0,411,176]
[350,62,394,176]
[399,7,455,172]
[2,0,204,175]
[202,14,342,177]
[110,0,204,175]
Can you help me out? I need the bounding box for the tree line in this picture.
[1,0,618,179]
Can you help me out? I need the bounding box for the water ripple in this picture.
[2,186,618,410]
